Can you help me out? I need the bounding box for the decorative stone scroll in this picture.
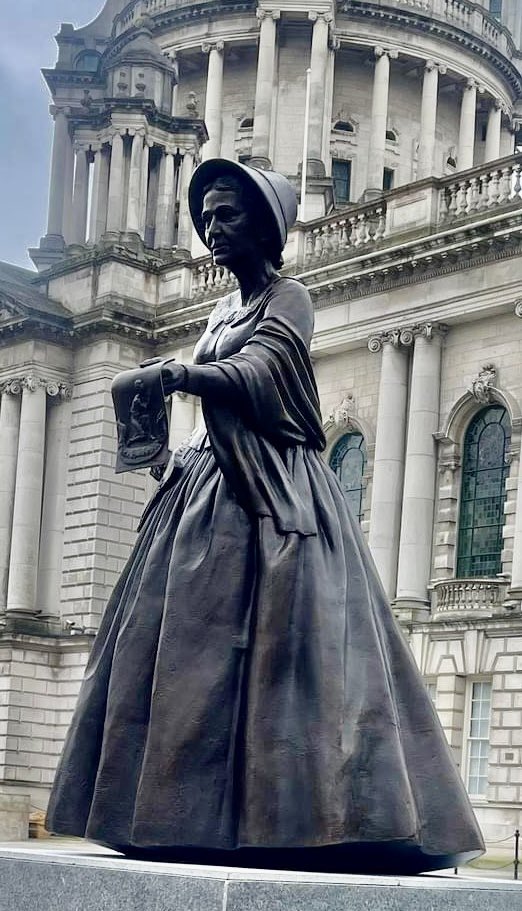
[0,375,72,400]
[368,322,447,353]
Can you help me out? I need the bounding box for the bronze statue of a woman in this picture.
[46,159,484,874]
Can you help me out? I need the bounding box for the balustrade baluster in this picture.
[488,170,500,208]
[498,167,512,205]
[513,164,522,198]
[468,176,480,213]
[349,216,358,247]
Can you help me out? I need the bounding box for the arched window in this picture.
[385,129,397,142]
[456,405,511,577]
[333,120,354,133]
[329,432,367,521]
[239,117,254,130]
[75,51,101,72]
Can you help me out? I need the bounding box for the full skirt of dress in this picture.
[46,443,484,872]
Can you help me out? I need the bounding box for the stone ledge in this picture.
[0,844,521,911]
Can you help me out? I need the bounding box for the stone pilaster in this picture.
[366,47,398,195]
[395,324,447,620]
[126,131,145,234]
[71,146,90,245]
[0,381,22,611]
[251,9,280,169]
[202,41,225,161]
[37,384,73,620]
[367,328,411,598]
[62,125,75,244]
[177,148,195,251]
[6,376,47,617]
[485,99,502,163]
[306,11,332,177]
[155,148,176,248]
[507,301,522,600]
[458,79,477,171]
[88,145,109,242]
[106,131,125,233]
[418,61,446,180]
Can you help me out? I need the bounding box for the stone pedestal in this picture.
[0,845,521,911]
[0,795,29,841]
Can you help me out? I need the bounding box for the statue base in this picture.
[1,842,520,911]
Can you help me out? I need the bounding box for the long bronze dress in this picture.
[47,276,484,872]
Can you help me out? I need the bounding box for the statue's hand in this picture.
[161,361,186,396]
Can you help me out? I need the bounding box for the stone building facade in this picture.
[1,0,522,845]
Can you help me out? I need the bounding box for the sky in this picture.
[0,1,105,269]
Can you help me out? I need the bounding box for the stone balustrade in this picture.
[304,204,387,264]
[192,260,237,298]
[439,159,522,223]
[431,577,510,619]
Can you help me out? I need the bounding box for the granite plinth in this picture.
[0,843,521,911]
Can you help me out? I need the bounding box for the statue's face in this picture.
[202,188,258,269]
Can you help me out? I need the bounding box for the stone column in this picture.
[485,99,502,162]
[62,126,75,244]
[155,149,176,248]
[170,393,196,450]
[395,324,446,619]
[6,376,47,617]
[46,107,69,237]
[139,140,151,238]
[306,11,332,177]
[251,9,280,168]
[37,385,72,620]
[366,47,397,194]
[418,61,446,180]
[202,41,225,161]
[177,148,195,251]
[71,147,90,244]
[458,79,477,171]
[126,131,145,234]
[0,382,22,611]
[368,329,411,598]
[106,131,125,233]
[88,145,109,242]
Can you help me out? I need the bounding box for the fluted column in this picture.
[37,385,72,619]
[6,376,47,616]
[306,11,332,176]
[0,381,22,611]
[395,325,446,618]
[177,148,195,251]
[458,79,477,171]
[368,329,411,598]
[71,147,90,244]
[155,149,176,248]
[202,41,225,161]
[106,131,125,233]
[126,132,145,234]
[88,145,109,242]
[139,140,151,238]
[418,61,446,180]
[46,107,69,237]
[367,47,398,194]
[485,99,502,162]
[251,9,280,168]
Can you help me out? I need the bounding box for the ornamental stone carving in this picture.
[0,375,72,400]
[329,394,356,430]
[368,327,414,352]
[469,364,497,404]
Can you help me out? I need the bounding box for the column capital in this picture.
[49,105,70,119]
[308,10,333,23]
[1,374,72,399]
[374,46,398,60]
[464,78,478,92]
[202,40,224,54]
[0,378,23,396]
[424,59,446,75]
[368,327,414,352]
[256,8,280,21]
[413,322,449,341]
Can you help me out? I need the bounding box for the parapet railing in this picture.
[431,577,510,619]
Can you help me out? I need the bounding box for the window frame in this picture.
[462,678,492,800]
[331,157,352,205]
[329,430,368,522]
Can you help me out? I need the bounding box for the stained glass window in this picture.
[456,405,511,577]
[329,432,367,521]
